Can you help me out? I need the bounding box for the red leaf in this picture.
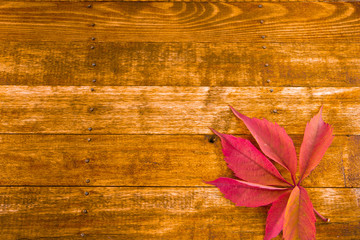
[210,128,291,187]
[283,186,316,240]
[264,191,291,240]
[299,106,334,183]
[230,106,297,184]
[207,177,290,207]
[206,106,331,238]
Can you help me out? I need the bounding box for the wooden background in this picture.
[0,0,359,239]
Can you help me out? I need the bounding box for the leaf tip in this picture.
[209,127,221,137]
[203,179,215,186]
[228,105,237,114]
[229,105,248,121]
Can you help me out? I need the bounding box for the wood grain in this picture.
[0,86,359,135]
[343,135,360,187]
[0,2,359,42]
[2,41,360,87]
[0,187,358,239]
[0,134,348,187]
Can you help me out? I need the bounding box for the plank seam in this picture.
[0,185,356,188]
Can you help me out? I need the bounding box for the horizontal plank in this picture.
[0,187,358,239]
[0,2,360,42]
[0,134,348,187]
[1,0,355,2]
[2,42,360,87]
[0,86,359,135]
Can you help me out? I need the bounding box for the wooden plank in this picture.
[0,2,359,42]
[2,41,360,87]
[0,134,347,187]
[343,135,360,187]
[0,86,359,135]
[1,0,355,2]
[0,187,358,239]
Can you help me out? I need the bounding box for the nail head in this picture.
[89,107,94,112]
[92,79,96,83]
[273,109,278,113]
[90,88,95,92]
[87,4,92,8]
[262,46,267,49]
[91,37,96,41]
[86,179,90,183]
[85,191,89,195]
[88,127,92,131]
[91,23,95,27]
[261,35,266,39]
[92,63,96,67]
[90,46,95,49]
[81,233,85,237]
[87,138,91,142]
[270,89,274,92]
[265,63,269,67]
[258,4,263,8]
[83,209,88,214]
[266,79,270,83]
[260,20,264,24]
[85,159,90,163]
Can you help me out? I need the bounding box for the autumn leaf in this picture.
[230,106,297,184]
[298,106,334,184]
[283,186,316,240]
[264,191,291,240]
[207,106,333,240]
[206,178,290,207]
[210,128,291,187]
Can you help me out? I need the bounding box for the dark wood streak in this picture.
[1,42,360,87]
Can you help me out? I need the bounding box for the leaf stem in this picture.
[281,178,294,187]
[314,208,330,222]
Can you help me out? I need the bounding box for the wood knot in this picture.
[208,135,216,143]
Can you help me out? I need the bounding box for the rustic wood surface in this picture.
[0,86,360,135]
[0,2,360,42]
[0,134,351,187]
[2,42,360,87]
[0,1,359,239]
[0,187,359,239]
